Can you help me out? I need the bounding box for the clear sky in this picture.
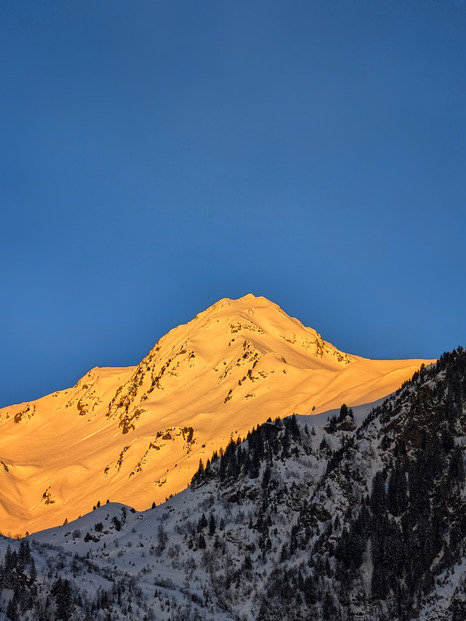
[1,0,465,407]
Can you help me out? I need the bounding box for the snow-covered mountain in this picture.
[0,294,433,536]
[0,347,464,621]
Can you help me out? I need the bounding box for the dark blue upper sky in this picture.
[1,1,465,407]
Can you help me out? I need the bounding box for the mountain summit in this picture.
[0,295,433,535]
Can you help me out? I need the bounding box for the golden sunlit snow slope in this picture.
[0,294,433,535]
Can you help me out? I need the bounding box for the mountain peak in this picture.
[0,297,434,535]
[196,293,274,318]
[234,292,271,305]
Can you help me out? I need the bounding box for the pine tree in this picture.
[51,577,73,621]
[209,513,216,536]
[338,403,348,422]
[197,513,208,532]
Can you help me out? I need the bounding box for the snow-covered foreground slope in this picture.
[0,294,433,536]
[0,348,464,621]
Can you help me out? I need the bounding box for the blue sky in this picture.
[1,1,465,407]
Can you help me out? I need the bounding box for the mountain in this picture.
[0,294,433,536]
[0,347,464,620]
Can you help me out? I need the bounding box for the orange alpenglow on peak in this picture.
[0,296,434,536]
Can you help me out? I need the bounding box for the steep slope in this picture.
[1,347,464,621]
[0,294,432,536]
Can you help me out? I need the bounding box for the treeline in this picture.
[191,414,303,487]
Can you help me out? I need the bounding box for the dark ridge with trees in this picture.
[191,348,466,620]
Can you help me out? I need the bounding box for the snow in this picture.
[0,294,433,537]
[0,351,463,621]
